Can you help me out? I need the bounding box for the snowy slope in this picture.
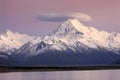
[0,30,35,54]
[50,19,120,50]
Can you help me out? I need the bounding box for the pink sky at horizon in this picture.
[0,0,120,36]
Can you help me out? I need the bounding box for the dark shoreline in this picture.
[0,65,120,72]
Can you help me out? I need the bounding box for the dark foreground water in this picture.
[0,70,120,80]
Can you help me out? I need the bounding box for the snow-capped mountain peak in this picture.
[67,18,86,31]
[50,19,86,36]
[6,29,14,36]
[47,18,120,50]
[50,19,99,37]
[0,29,35,53]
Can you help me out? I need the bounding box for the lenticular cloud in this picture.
[37,13,92,22]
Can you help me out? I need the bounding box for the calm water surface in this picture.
[0,70,120,80]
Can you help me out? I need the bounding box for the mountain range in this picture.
[0,19,120,66]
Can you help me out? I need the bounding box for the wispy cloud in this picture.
[37,13,92,22]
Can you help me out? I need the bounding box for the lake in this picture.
[0,70,120,80]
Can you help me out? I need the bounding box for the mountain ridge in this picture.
[0,19,120,66]
[0,29,35,53]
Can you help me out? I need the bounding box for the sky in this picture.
[0,0,120,36]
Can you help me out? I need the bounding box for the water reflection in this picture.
[0,70,120,80]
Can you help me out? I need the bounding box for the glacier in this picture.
[0,19,120,66]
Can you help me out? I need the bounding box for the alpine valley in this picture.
[1,19,120,66]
